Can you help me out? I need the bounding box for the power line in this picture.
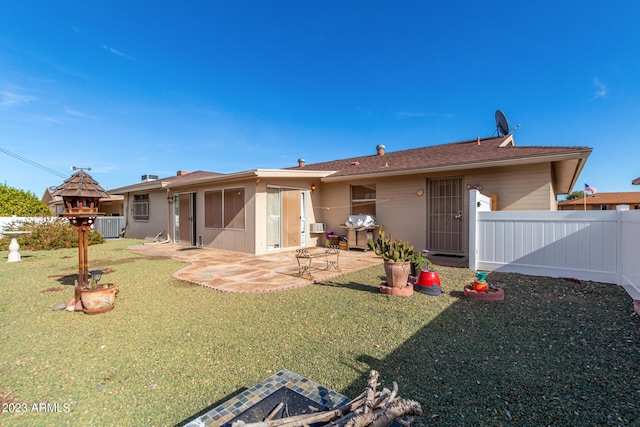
[0,146,68,179]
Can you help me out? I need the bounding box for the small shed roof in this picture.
[52,170,109,199]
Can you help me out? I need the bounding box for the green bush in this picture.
[0,217,104,251]
[0,184,52,216]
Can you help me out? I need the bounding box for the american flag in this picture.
[584,182,597,194]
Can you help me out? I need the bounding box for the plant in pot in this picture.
[410,250,435,277]
[80,270,118,314]
[368,231,415,295]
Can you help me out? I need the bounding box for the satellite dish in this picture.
[495,110,510,136]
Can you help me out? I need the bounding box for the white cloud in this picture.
[593,77,608,99]
[0,90,34,107]
[63,105,91,119]
[101,44,136,61]
[34,115,63,124]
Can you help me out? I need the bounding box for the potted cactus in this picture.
[368,231,415,292]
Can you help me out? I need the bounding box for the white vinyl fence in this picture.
[0,216,52,238]
[468,191,640,300]
[0,216,124,239]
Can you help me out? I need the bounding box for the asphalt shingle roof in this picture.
[158,170,223,184]
[289,136,591,178]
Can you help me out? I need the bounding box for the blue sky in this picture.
[1,1,639,196]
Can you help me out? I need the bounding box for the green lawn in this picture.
[0,239,638,426]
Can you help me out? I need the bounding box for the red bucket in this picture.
[415,269,442,296]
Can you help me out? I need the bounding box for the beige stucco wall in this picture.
[315,182,350,239]
[314,177,429,251]
[123,190,170,240]
[465,163,555,211]
[176,179,256,253]
[376,176,428,249]
[121,161,557,255]
[171,177,319,255]
[315,162,557,255]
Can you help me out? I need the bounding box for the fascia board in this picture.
[166,169,335,189]
[107,181,169,194]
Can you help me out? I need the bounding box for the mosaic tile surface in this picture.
[184,369,351,426]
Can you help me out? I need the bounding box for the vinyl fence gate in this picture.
[468,190,640,300]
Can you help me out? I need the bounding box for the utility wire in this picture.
[0,146,68,179]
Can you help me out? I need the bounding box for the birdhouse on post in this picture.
[52,169,108,311]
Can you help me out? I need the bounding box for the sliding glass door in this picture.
[266,187,306,250]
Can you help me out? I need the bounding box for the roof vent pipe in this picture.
[298,158,305,168]
[376,144,385,156]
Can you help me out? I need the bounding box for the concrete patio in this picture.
[126,242,382,293]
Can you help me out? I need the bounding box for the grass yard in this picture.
[0,239,638,426]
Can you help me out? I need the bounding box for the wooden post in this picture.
[74,220,91,311]
[83,224,89,284]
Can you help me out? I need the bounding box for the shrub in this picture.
[0,184,52,216]
[0,217,104,251]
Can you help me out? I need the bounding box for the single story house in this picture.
[558,192,640,210]
[108,134,591,256]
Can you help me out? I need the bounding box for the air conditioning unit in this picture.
[309,223,326,233]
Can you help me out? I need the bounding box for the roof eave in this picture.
[167,169,336,189]
[107,181,169,194]
[321,150,592,183]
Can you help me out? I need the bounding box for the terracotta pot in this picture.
[80,283,118,312]
[380,282,413,296]
[383,261,411,288]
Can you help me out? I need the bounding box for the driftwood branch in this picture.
[232,371,422,427]
[363,370,379,416]
[265,403,284,422]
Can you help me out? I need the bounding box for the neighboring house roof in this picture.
[558,192,640,207]
[41,186,57,204]
[290,135,591,193]
[108,170,223,193]
[633,177,640,185]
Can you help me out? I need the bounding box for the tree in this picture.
[0,184,52,216]
[565,191,585,201]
